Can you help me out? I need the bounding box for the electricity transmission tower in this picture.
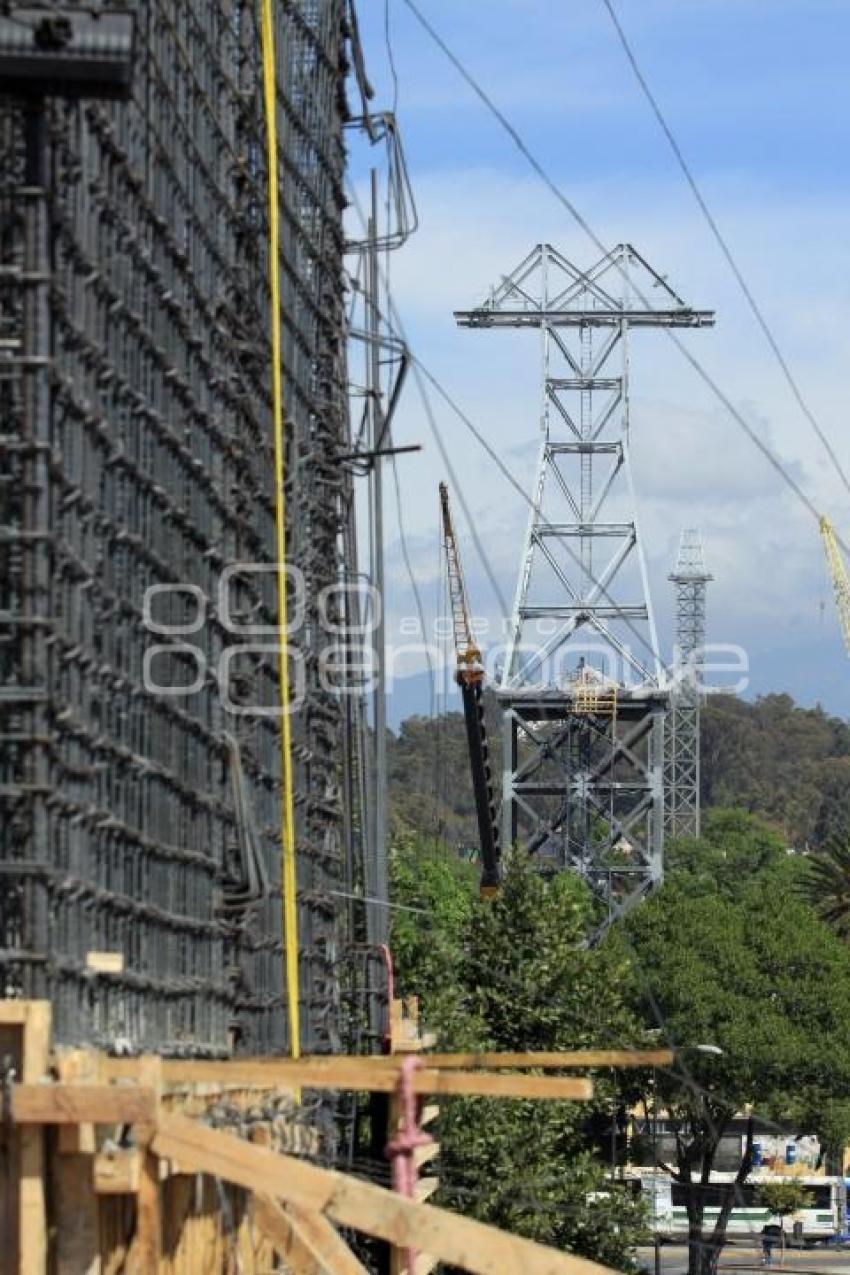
[456,243,713,929]
[665,529,712,838]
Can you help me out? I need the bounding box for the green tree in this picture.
[389,831,476,1024]
[396,851,647,1270]
[756,1179,808,1261]
[625,814,850,1275]
[699,693,850,848]
[756,1178,808,1218]
[803,839,850,939]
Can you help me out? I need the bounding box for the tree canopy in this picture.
[390,812,850,1274]
[624,810,850,1272]
[390,839,648,1270]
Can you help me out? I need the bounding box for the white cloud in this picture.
[372,163,850,708]
[351,0,850,714]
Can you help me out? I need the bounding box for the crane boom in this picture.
[439,483,501,895]
[820,515,850,655]
[439,481,479,675]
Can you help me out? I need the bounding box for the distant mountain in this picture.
[388,691,850,851]
[701,692,850,849]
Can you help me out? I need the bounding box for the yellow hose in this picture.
[260,0,300,1059]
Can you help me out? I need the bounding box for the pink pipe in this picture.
[385,1055,434,1275]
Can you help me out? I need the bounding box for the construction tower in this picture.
[665,529,712,838]
[456,244,713,930]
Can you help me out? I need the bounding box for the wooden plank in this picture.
[19,1002,50,1275]
[0,1001,33,1025]
[152,1115,620,1275]
[12,1084,157,1124]
[414,1177,439,1203]
[53,1048,102,1084]
[105,1057,593,1099]
[94,1147,142,1194]
[57,1122,96,1155]
[414,1141,439,1170]
[389,1049,674,1070]
[86,951,125,974]
[394,1034,438,1053]
[287,1200,371,1275]
[253,1195,370,1275]
[420,1103,440,1126]
[252,1195,328,1273]
[19,1001,50,1081]
[102,1049,669,1089]
[54,1050,98,1157]
[419,1073,591,1100]
[126,1056,162,1275]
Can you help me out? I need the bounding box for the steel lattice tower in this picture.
[665,529,712,839]
[456,244,713,930]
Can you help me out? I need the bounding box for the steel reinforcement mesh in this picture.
[0,1,353,1056]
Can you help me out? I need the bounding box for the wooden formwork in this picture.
[0,1000,671,1274]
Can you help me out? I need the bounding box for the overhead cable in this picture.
[400,0,842,549]
[600,0,850,504]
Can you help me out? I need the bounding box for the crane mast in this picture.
[439,483,501,895]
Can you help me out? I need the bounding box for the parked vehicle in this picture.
[623,1170,846,1246]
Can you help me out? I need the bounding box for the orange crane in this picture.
[439,482,501,897]
[820,515,850,654]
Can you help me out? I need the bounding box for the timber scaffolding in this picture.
[0,998,670,1273]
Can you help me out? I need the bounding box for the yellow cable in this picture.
[260,0,300,1059]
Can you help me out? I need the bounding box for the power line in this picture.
[351,158,794,678]
[366,9,826,1182]
[328,887,429,916]
[350,179,695,676]
[390,447,436,719]
[384,0,400,118]
[399,0,845,550]
[369,222,664,675]
[600,0,850,504]
[361,219,681,676]
[378,15,845,1150]
[408,353,511,619]
[347,179,511,619]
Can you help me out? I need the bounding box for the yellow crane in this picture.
[820,515,850,654]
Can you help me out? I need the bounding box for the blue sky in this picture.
[351,1,850,725]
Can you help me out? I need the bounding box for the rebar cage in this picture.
[0,1,356,1057]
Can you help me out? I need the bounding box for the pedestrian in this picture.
[761,1221,781,1267]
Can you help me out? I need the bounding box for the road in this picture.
[635,1245,850,1274]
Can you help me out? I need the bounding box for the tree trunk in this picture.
[678,1133,703,1275]
[701,1116,755,1275]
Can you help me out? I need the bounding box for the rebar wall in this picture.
[0,1,353,1057]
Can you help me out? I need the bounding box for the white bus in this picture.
[624,1170,846,1247]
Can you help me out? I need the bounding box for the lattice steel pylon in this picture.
[665,529,712,839]
[456,244,714,930]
